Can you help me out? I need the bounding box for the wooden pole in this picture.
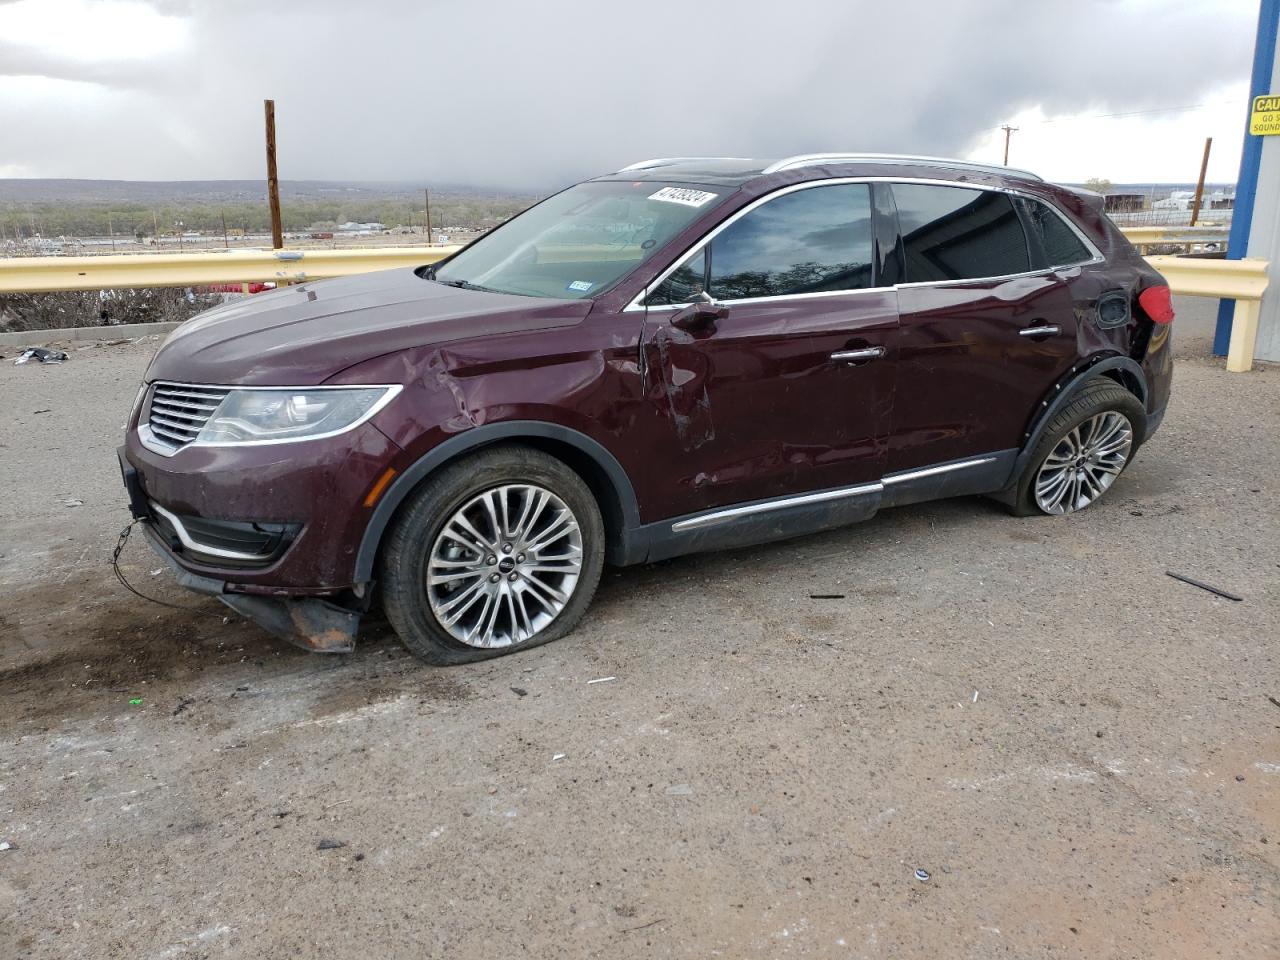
[221,210,229,249]
[264,99,284,249]
[108,211,115,253]
[1001,124,1018,166]
[1189,136,1213,227]
[424,187,433,245]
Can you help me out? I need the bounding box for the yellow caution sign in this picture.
[1250,94,1280,135]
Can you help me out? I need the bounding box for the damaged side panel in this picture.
[639,291,898,518]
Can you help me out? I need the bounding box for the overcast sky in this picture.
[0,0,1261,190]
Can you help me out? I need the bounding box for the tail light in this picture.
[1138,284,1175,324]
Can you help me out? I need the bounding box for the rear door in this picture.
[888,182,1087,473]
[640,181,897,519]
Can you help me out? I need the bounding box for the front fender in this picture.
[351,420,642,581]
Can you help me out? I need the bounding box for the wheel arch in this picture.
[354,421,642,582]
[1011,354,1149,483]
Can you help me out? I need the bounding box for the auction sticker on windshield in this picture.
[648,187,718,207]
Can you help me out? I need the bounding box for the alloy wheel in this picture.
[426,484,584,648]
[1033,411,1133,515]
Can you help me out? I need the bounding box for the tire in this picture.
[380,444,605,665]
[1007,380,1146,517]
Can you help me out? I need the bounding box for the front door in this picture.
[639,182,898,520]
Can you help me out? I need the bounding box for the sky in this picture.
[0,0,1262,191]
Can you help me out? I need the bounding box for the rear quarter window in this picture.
[1017,197,1095,268]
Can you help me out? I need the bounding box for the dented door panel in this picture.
[641,291,897,518]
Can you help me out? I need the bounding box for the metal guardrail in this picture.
[1143,256,1270,372]
[0,246,459,294]
[0,243,1269,371]
[1122,224,1230,254]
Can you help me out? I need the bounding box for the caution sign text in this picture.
[1250,94,1280,135]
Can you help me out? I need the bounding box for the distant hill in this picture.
[0,179,536,206]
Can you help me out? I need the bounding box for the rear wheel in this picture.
[380,445,605,664]
[1009,381,1145,517]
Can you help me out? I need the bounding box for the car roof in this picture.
[597,153,1044,187]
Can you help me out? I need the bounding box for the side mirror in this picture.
[671,293,727,331]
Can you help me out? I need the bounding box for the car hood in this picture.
[145,268,592,386]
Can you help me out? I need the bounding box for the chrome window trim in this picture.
[671,481,883,532]
[138,382,402,457]
[148,500,275,562]
[624,176,1103,313]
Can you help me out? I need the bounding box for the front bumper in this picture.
[133,518,359,653]
[117,419,401,653]
[119,416,401,590]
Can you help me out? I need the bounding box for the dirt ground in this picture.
[1,300,1277,959]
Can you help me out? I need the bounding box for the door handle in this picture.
[831,346,885,362]
[1019,324,1061,337]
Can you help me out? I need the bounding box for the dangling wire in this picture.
[111,520,230,619]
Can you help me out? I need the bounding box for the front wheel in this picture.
[380,445,605,664]
[1009,381,1146,517]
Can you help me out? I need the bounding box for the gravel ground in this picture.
[1,300,1277,959]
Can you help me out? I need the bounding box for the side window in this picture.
[707,184,874,300]
[647,248,707,306]
[1018,197,1094,267]
[894,184,1031,282]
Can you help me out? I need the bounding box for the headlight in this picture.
[195,386,400,444]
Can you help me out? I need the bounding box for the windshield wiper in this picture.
[436,277,495,293]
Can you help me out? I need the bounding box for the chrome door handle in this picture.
[1019,325,1061,337]
[831,346,885,362]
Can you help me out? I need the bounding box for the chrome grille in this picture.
[146,383,230,451]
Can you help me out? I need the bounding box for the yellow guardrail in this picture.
[1146,255,1270,372]
[1121,224,1229,252]
[0,246,460,294]
[0,244,1269,371]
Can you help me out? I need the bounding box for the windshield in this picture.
[432,180,728,299]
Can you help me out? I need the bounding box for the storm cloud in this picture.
[0,0,1258,188]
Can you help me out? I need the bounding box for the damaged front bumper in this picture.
[140,521,361,653]
[119,449,363,653]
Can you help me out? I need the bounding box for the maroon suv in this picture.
[120,154,1175,663]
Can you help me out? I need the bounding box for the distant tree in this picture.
[1083,177,1113,195]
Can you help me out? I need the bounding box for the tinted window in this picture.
[646,185,874,305]
[1019,197,1093,267]
[894,184,1030,282]
[708,184,874,300]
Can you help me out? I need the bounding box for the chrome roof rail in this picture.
[761,153,1043,181]
[618,157,756,172]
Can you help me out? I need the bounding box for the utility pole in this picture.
[1189,136,1213,227]
[108,211,115,253]
[1001,125,1018,166]
[264,98,284,249]
[221,209,230,249]
[424,187,433,245]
